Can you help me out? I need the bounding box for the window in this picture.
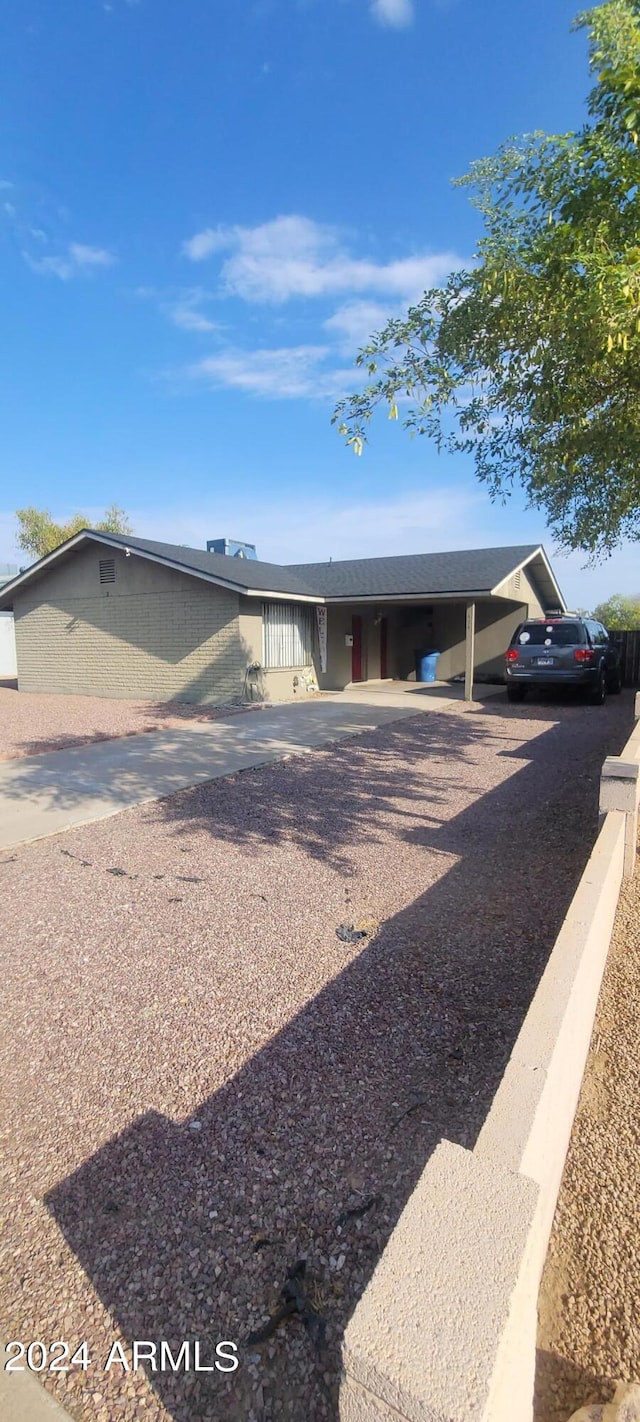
[99,558,115,584]
[587,621,607,646]
[262,602,316,668]
[513,622,587,647]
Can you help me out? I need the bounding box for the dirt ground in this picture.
[0,684,256,759]
[0,693,632,1422]
[536,841,640,1422]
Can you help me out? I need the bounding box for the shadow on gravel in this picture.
[3,705,256,761]
[155,711,497,869]
[0,708,487,862]
[44,698,632,1422]
[534,1347,614,1422]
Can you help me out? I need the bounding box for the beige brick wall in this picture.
[14,545,249,703]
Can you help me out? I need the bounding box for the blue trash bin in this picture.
[414,649,440,683]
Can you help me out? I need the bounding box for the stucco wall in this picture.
[374,600,531,684]
[321,606,391,688]
[238,595,319,702]
[498,566,547,616]
[323,576,546,691]
[14,546,248,703]
[433,601,532,681]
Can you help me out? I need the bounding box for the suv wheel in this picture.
[507,685,526,703]
[589,668,607,705]
[607,666,623,694]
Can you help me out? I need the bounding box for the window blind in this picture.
[262,602,315,669]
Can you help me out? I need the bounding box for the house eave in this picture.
[322,589,494,605]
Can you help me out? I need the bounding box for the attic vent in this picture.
[99,558,115,584]
[514,569,521,592]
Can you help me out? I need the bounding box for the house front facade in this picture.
[0,531,566,704]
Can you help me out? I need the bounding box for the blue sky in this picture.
[1,0,637,608]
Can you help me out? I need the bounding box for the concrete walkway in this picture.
[0,683,496,850]
[0,1351,73,1422]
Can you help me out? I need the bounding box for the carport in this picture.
[287,545,567,700]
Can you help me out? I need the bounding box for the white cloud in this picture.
[370,0,414,28]
[68,242,116,268]
[171,305,217,333]
[182,214,464,305]
[182,228,230,262]
[166,289,218,333]
[187,344,354,400]
[23,252,74,280]
[135,285,220,333]
[324,299,398,352]
[22,241,116,280]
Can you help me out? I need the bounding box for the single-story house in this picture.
[0,531,566,703]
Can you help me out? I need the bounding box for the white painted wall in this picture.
[0,612,16,677]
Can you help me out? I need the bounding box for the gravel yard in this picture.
[0,694,631,1422]
[0,685,254,759]
[536,840,640,1422]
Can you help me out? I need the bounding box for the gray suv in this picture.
[504,614,623,704]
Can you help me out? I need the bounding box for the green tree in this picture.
[334,0,640,557]
[592,591,640,625]
[16,504,132,560]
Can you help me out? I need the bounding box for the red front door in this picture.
[352,615,363,682]
[380,617,388,679]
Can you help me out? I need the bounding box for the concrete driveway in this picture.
[0,684,489,849]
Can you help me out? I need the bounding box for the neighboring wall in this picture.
[0,612,17,678]
[14,546,247,703]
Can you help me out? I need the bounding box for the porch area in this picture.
[321,598,526,702]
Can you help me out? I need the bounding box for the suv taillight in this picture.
[505,649,519,662]
[574,648,594,663]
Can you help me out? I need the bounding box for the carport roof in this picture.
[287,544,560,602]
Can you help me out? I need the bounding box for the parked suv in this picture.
[504,613,623,704]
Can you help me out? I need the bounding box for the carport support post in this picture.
[464,601,476,702]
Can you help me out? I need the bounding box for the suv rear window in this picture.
[512,621,587,647]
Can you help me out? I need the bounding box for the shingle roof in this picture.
[0,533,554,610]
[98,533,320,596]
[287,545,541,598]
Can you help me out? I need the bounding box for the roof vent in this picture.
[99,558,115,584]
[207,538,258,560]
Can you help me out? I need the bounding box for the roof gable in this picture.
[100,532,320,598]
[0,530,321,607]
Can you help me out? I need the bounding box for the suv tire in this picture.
[507,685,526,703]
[607,665,623,694]
[589,668,607,705]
